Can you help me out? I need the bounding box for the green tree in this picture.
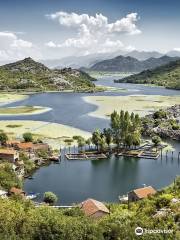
[98,136,107,152]
[0,131,8,145]
[23,132,33,142]
[152,135,161,146]
[85,138,92,150]
[92,129,101,151]
[77,137,86,151]
[103,128,113,148]
[132,131,141,149]
[43,192,58,205]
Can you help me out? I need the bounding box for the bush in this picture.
[23,132,33,142]
[153,110,167,119]
[155,194,173,209]
[0,163,22,190]
[0,132,8,145]
[43,192,58,205]
[152,135,161,146]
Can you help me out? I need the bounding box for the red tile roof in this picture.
[133,186,157,199]
[80,198,109,216]
[16,142,34,150]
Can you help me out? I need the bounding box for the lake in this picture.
[1,76,180,204]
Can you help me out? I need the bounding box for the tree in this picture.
[152,135,161,146]
[92,129,101,151]
[103,128,113,148]
[77,137,85,151]
[23,132,33,142]
[132,131,141,149]
[124,134,133,148]
[85,138,92,150]
[98,136,107,152]
[0,131,8,145]
[43,192,58,205]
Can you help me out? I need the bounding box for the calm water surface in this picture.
[1,76,179,204]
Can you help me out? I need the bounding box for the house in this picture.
[15,142,34,152]
[80,198,110,219]
[0,149,19,162]
[16,142,49,152]
[32,143,50,151]
[9,187,26,197]
[128,186,157,202]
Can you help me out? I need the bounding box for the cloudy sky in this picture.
[0,0,180,61]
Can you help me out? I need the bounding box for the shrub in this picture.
[43,192,58,205]
[155,194,173,209]
[23,132,33,142]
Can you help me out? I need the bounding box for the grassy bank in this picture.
[0,120,91,149]
[0,106,51,115]
[0,93,28,105]
[83,95,180,119]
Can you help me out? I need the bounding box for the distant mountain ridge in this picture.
[40,50,180,69]
[88,55,179,72]
[115,59,180,90]
[0,57,96,92]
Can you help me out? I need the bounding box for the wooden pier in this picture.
[65,153,107,160]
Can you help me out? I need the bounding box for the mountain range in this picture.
[86,55,179,72]
[40,50,180,69]
[115,59,180,90]
[0,58,96,92]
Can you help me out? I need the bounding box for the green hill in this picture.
[115,60,180,90]
[0,57,97,92]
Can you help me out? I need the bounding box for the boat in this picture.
[49,156,60,162]
[26,192,39,200]
[119,195,128,203]
[28,176,34,180]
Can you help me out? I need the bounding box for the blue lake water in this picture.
[1,76,179,204]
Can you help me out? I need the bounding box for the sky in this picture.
[0,0,180,61]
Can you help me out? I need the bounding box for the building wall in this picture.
[91,211,108,219]
[128,191,139,202]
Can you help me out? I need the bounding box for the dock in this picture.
[65,153,107,160]
[118,150,160,159]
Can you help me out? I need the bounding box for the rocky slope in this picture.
[0,57,96,92]
[142,105,180,140]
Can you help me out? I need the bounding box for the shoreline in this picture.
[0,93,29,106]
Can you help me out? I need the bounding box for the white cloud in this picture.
[173,48,180,52]
[0,31,40,61]
[45,41,57,48]
[45,11,140,55]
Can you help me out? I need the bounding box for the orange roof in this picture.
[80,198,109,216]
[10,187,25,195]
[133,186,156,199]
[0,148,17,155]
[16,142,34,149]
